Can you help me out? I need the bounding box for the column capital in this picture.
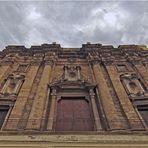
[51,89,57,96]
[89,89,95,96]
[76,65,81,70]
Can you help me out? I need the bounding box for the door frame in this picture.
[54,95,95,131]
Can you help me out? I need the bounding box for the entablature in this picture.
[0,43,147,64]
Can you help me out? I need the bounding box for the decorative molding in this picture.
[0,73,25,96]
[30,60,42,66]
[120,73,148,98]
[49,65,95,90]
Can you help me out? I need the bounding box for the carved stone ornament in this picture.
[17,64,28,73]
[44,52,57,61]
[67,57,76,63]
[0,73,25,96]
[63,65,81,81]
[49,65,95,90]
[120,73,148,98]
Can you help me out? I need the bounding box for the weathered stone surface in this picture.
[106,65,144,130]
[0,43,147,135]
[0,133,148,147]
[93,63,126,130]
[26,64,52,130]
[4,65,40,130]
[135,64,148,88]
[0,65,11,84]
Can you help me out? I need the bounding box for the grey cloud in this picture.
[0,1,148,50]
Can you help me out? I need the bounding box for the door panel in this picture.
[55,97,94,131]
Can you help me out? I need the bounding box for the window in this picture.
[0,106,9,129]
[117,64,128,72]
[17,64,28,72]
[138,106,148,126]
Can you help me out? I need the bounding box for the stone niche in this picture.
[120,73,147,98]
[63,65,81,81]
[0,73,25,96]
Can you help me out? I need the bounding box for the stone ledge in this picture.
[0,134,148,143]
[0,134,148,147]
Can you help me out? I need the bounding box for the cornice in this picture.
[0,43,147,63]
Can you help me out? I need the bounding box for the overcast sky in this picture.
[0,1,148,50]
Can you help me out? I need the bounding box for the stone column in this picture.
[77,66,81,80]
[40,62,56,130]
[47,89,57,130]
[89,89,102,130]
[63,66,68,80]
[26,61,53,130]
[92,61,126,130]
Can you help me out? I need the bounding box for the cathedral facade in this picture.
[0,42,148,147]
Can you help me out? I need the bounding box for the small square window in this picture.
[117,64,128,72]
[17,64,28,72]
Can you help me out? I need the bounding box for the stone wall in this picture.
[0,43,147,132]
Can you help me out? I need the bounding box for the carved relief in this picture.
[17,64,28,73]
[44,52,57,61]
[88,51,100,62]
[63,65,81,81]
[120,73,147,98]
[0,73,25,96]
[18,52,33,61]
[51,64,93,87]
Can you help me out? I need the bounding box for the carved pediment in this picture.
[50,65,95,89]
[50,80,94,89]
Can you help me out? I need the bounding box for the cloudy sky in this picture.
[0,1,148,50]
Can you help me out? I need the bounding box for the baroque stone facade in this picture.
[0,42,148,147]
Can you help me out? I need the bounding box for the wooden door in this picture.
[55,97,94,131]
